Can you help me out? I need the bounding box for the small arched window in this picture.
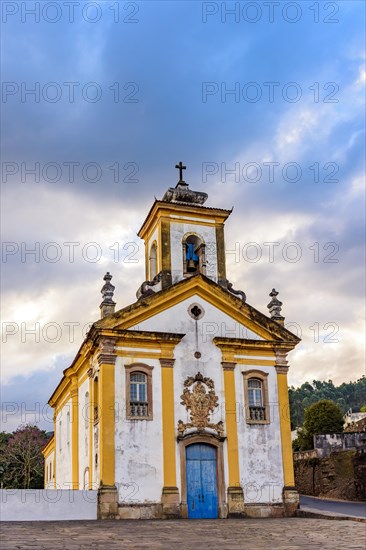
[130,372,147,416]
[243,371,270,424]
[183,234,206,276]
[66,411,70,447]
[85,391,89,457]
[93,377,99,423]
[248,379,263,408]
[149,242,157,279]
[125,364,153,420]
[59,421,62,452]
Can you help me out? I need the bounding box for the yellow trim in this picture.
[71,377,79,490]
[214,338,296,364]
[235,359,276,366]
[138,201,231,241]
[277,371,295,487]
[53,414,57,488]
[223,366,241,486]
[161,361,177,487]
[88,375,93,489]
[49,352,91,408]
[215,224,226,282]
[160,217,171,274]
[99,362,115,487]
[42,434,55,458]
[117,351,161,360]
[78,371,90,387]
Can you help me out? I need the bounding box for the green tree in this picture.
[0,425,49,489]
[304,399,344,436]
[293,400,344,451]
[289,376,366,428]
[360,405,366,412]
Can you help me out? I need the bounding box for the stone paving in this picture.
[1,519,365,550]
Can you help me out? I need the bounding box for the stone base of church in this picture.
[97,485,299,520]
[117,503,163,520]
[98,485,119,519]
[242,503,286,518]
[282,486,299,517]
[227,486,245,517]
[161,486,181,519]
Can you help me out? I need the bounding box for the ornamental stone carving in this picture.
[177,372,224,437]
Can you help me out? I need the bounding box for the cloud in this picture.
[1,1,365,430]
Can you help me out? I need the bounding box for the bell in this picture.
[187,259,197,272]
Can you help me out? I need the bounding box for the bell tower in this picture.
[137,163,232,293]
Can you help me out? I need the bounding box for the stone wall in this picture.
[314,432,366,458]
[294,449,366,501]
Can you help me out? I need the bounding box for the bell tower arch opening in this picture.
[149,241,157,279]
[182,234,206,277]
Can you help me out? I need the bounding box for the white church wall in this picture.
[236,366,284,504]
[170,222,218,283]
[78,378,90,489]
[55,399,72,489]
[114,355,164,504]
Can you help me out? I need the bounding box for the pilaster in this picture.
[160,357,180,518]
[222,362,244,516]
[275,350,299,516]
[70,375,79,490]
[88,368,94,489]
[97,337,116,489]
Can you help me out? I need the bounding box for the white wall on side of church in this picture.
[78,378,90,489]
[114,356,164,504]
[170,222,218,283]
[55,399,72,489]
[44,450,55,489]
[236,365,284,504]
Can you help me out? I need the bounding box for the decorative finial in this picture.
[175,161,187,185]
[162,162,208,204]
[100,272,116,318]
[267,288,284,325]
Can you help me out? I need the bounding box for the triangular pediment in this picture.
[95,274,300,344]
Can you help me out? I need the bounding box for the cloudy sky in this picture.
[1,0,365,431]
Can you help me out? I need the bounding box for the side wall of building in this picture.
[78,377,91,489]
[55,398,72,488]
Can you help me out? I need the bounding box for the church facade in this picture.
[43,166,300,519]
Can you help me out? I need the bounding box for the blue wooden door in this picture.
[186,444,218,519]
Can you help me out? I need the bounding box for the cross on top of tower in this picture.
[175,161,187,184]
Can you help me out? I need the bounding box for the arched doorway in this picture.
[186,443,218,519]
